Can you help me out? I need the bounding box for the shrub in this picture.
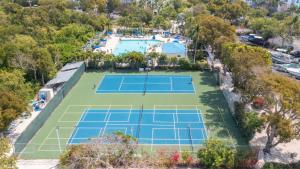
[170,151,180,166]
[235,148,259,169]
[234,102,263,140]
[196,60,210,70]
[178,58,191,70]
[197,139,236,169]
[59,132,138,168]
[241,112,263,139]
[263,162,300,169]
[181,150,193,165]
[234,102,245,124]
[155,148,173,167]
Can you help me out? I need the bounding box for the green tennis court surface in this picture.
[17,71,247,159]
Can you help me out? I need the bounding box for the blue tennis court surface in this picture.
[96,75,195,93]
[68,108,207,146]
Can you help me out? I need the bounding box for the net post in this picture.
[187,124,194,152]
[143,71,148,96]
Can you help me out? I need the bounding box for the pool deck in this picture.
[98,35,120,53]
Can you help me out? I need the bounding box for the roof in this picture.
[46,61,84,86]
[162,43,186,56]
[60,61,84,72]
[46,69,77,86]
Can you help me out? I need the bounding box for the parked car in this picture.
[240,34,269,47]
[269,50,294,64]
[291,50,300,58]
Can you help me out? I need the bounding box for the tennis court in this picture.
[68,106,207,148]
[17,71,246,159]
[96,75,195,93]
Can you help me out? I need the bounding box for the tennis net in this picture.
[143,72,148,95]
[136,104,144,140]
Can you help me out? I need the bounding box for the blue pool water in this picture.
[162,43,186,56]
[113,40,162,56]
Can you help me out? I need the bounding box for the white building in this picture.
[244,0,300,9]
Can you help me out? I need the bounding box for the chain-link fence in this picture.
[14,63,85,156]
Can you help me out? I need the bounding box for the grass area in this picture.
[18,70,247,159]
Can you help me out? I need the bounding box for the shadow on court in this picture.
[198,72,248,145]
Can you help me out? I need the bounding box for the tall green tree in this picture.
[207,0,248,22]
[220,43,271,103]
[0,91,27,131]
[123,52,145,69]
[0,69,35,101]
[249,17,279,40]
[187,14,235,54]
[255,73,300,154]
[277,15,300,46]
[107,0,120,16]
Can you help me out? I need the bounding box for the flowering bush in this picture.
[170,151,180,165]
[253,97,264,109]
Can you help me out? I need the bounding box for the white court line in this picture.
[47,137,208,141]
[94,75,105,94]
[96,89,194,92]
[128,105,132,122]
[191,81,196,94]
[152,128,177,140]
[195,106,202,122]
[102,127,128,136]
[118,77,124,91]
[58,105,72,122]
[96,92,195,95]
[151,129,154,152]
[81,108,90,122]
[175,105,178,123]
[153,106,156,123]
[173,114,176,139]
[197,109,208,139]
[199,128,204,139]
[178,128,181,152]
[137,138,207,141]
[101,105,111,136]
[170,77,173,91]
[122,82,171,85]
[38,128,55,151]
[67,104,132,107]
[67,109,88,144]
[68,127,79,145]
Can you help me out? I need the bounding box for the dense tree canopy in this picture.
[187,14,235,54]
[0,0,107,131]
[207,0,248,23]
[254,73,300,154]
[0,138,16,169]
[220,43,271,102]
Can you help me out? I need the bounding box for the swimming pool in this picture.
[113,40,162,56]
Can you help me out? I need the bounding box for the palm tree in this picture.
[147,52,159,68]
[186,18,200,63]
